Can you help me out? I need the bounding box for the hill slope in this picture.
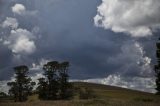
[0,82,160,106]
[73,82,160,105]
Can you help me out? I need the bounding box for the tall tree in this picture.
[7,82,18,101]
[59,61,72,99]
[7,65,35,102]
[37,78,47,99]
[43,61,59,100]
[37,61,73,100]
[155,41,160,94]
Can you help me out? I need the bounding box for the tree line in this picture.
[7,61,73,102]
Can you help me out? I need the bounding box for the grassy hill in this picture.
[0,82,160,106]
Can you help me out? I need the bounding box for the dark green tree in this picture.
[7,65,35,102]
[42,61,59,100]
[0,92,7,97]
[37,61,73,100]
[7,82,18,101]
[37,78,48,99]
[58,62,72,99]
[155,41,160,95]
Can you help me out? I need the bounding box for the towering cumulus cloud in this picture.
[93,0,157,92]
[94,0,160,37]
[1,3,36,55]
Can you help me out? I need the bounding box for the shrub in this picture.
[78,87,96,99]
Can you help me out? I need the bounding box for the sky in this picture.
[0,0,160,93]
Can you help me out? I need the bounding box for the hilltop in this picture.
[0,82,160,106]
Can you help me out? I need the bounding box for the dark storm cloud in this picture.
[0,0,158,81]
[0,45,13,80]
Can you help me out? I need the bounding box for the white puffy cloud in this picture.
[31,58,49,71]
[94,0,160,37]
[1,3,37,55]
[2,17,18,29]
[4,28,36,54]
[11,3,37,16]
[12,4,26,15]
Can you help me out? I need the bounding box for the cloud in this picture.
[81,74,155,93]
[12,3,37,16]
[0,0,157,93]
[1,17,18,29]
[2,28,36,55]
[94,0,160,37]
[1,3,37,55]
[0,80,9,94]
[6,28,36,54]
[93,0,157,93]
[30,58,49,72]
[107,41,152,77]
[12,4,26,15]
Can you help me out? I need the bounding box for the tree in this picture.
[7,65,35,102]
[58,62,72,99]
[0,92,7,97]
[42,61,59,100]
[37,78,48,99]
[7,82,18,101]
[37,61,73,100]
[155,41,160,95]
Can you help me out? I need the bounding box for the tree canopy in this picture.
[7,65,35,102]
[155,41,160,95]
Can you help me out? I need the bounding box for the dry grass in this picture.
[0,100,160,106]
[0,82,160,106]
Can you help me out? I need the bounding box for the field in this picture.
[0,82,160,106]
